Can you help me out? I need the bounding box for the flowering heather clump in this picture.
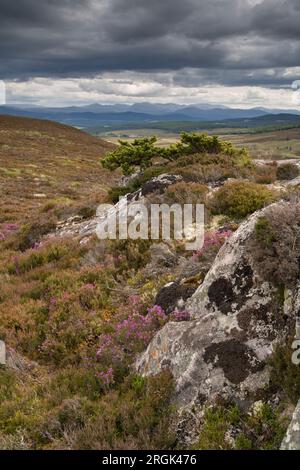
[194,230,233,259]
[96,303,168,377]
[97,367,114,388]
[171,309,191,322]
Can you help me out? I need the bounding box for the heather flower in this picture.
[171,309,191,322]
[194,229,232,258]
[97,367,114,388]
[95,304,168,376]
[82,283,95,290]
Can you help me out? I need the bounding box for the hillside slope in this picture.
[0,130,299,450]
[0,115,116,225]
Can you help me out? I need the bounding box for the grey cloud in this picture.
[0,0,300,88]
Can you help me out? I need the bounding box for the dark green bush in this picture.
[277,163,300,181]
[15,216,57,251]
[269,339,300,404]
[210,181,276,220]
[101,132,251,176]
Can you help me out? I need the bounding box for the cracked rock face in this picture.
[136,202,297,409]
[281,400,300,450]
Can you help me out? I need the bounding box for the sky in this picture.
[1,0,300,108]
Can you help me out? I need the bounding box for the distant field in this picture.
[103,126,300,160]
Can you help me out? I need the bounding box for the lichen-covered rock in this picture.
[136,202,298,409]
[281,400,300,450]
[141,174,182,196]
[155,281,197,314]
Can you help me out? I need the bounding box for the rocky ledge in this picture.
[136,201,299,410]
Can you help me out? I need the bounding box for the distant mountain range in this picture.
[1,102,300,132]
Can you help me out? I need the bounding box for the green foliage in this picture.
[0,370,16,402]
[7,242,72,275]
[164,181,208,205]
[163,133,227,160]
[194,402,287,450]
[253,164,277,184]
[101,132,251,176]
[276,163,300,181]
[102,136,161,176]
[66,371,175,450]
[254,216,276,247]
[269,339,300,404]
[210,181,276,220]
[195,405,240,450]
[0,370,175,450]
[107,186,132,204]
[13,216,57,252]
[107,239,152,274]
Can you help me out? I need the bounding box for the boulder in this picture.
[281,400,300,450]
[155,281,197,314]
[141,174,182,196]
[136,202,298,409]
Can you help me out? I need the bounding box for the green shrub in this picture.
[253,164,277,184]
[107,186,131,204]
[277,163,300,181]
[194,402,287,450]
[8,242,70,275]
[65,372,175,450]
[164,182,208,205]
[78,205,96,220]
[195,405,240,450]
[0,370,16,402]
[269,339,300,405]
[101,133,251,176]
[270,339,300,405]
[210,181,276,220]
[102,137,162,176]
[14,215,57,251]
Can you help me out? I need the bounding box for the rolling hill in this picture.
[1,103,300,134]
[0,115,117,225]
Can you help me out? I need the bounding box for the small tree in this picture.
[101,132,250,175]
[101,137,163,176]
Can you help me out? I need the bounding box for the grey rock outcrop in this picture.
[136,202,298,409]
[281,401,300,450]
[155,281,197,314]
[50,174,182,243]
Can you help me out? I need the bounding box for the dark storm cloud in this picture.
[0,0,300,86]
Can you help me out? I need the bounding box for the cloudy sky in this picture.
[1,0,300,108]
